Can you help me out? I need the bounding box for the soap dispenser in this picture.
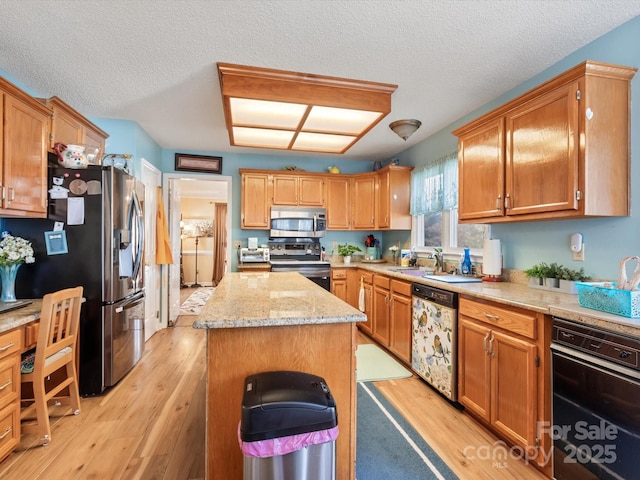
[461,248,472,275]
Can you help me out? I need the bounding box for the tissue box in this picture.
[576,282,640,318]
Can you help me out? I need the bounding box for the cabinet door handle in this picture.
[0,427,12,440]
[0,379,12,391]
[496,195,502,210]
[0,341,14,352]
[489,335,495,357]
[483,313,500,321]
[504,193,510,210]
[483,332,490,353]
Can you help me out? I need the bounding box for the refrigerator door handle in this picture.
[130,189,145,283]
[113,291,146,310]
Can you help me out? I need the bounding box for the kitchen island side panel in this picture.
[206,322,356,480]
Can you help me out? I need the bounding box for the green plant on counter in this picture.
[558,266,590,282]
[337,243,362,257]
[524,263,546,279]
[525,262,590,281]
[541,262,561,279]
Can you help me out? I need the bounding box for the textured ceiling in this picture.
[1,0,639,162]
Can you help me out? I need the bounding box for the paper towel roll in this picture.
[482,239,502,276]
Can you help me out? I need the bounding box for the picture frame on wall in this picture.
[175,153,223,174]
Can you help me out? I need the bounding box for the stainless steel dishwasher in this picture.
[411,283,458,401]
[551,317,640,480]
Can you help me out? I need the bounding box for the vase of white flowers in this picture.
[389,245,399,265]
[0,233,35,302]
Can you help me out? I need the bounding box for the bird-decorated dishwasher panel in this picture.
[411,295,457,401]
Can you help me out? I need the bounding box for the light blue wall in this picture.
[399,15,640,281]
[159,148,387,258]
[90,118,163,176]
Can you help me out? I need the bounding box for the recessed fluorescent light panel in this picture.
[217,63,397,154]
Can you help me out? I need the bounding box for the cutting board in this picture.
[422,274,481,283]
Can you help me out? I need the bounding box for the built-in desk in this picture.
[194,272,365,480]
[0,300,41,463]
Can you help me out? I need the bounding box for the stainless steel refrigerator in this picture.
[6,161,145,395]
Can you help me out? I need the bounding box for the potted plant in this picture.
[337,243,362,265]
[524,263,545,286]
[558,266,590,294]
[540,262,561,288]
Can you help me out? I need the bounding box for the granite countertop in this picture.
[0,300,42,334]
[332,261,640,337]
[193,271,366,329]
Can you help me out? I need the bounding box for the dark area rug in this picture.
[357,382,458,480]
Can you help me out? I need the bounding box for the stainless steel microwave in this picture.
[270,206,327,238]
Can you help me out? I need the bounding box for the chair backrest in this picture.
[35,286,83,372]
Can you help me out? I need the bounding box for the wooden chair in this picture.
[20,286,83,446]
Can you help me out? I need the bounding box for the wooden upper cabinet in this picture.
[457,118,505,221]
[271,174,298,205]
[0,78,50,218]
[272,174,324,206]
[376,165,413,230]
[326,176,351,229]
[240,165,412,231]
[241,172,270,229]
[40,96,108,155]
[454,60,636,223]
[505,82,579,217]
[298,176,324,206]
[351,174,376,229]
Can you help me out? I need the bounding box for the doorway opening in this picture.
[163,173,232,327]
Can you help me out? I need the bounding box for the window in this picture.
[410,152,486,255]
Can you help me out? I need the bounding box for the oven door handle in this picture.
[552,342,640,382]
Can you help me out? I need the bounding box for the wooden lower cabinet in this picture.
[356,271,373,335]
[0,328,21,463]
[458,296,551,476]
[372,275,391,345]
[388,279,412,364]
[331,268,348,302]
[370,275,412,364]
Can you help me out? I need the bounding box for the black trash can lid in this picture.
[240,370,338,442]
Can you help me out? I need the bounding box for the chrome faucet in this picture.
[432,249,444,273]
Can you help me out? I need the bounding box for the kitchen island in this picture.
[193,272,365,480]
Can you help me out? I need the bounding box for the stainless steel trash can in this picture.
[239,371,338,480]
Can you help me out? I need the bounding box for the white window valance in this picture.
[410,152,458,215]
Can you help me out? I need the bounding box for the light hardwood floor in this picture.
[0,289,548,479]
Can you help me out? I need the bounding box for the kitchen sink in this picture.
[422,274,481,283]
[389,269,482,283]
[389,269,426,276]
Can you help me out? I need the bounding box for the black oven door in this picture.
[552,345,640,480]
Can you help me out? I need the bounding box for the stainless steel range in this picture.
[268,238,330,291]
